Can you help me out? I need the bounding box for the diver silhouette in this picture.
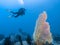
[8,8,26,18]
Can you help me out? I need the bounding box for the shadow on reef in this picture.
[52,34,60,44]
[0,29,55,45]
[0,34,5,41]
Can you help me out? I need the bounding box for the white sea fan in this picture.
[33,11,52,44]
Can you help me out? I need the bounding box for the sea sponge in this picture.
[33,11,52,44]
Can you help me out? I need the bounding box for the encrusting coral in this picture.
[33,11,53,45]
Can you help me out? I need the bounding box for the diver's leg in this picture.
[13,14,20,17]
[10,11,18,14]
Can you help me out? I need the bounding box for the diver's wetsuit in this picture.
[10,8,25,18]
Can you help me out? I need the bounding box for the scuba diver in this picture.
[8,8,26,18]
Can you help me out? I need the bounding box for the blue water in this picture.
[0,0,60,37]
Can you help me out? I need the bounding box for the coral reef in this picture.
[33,11,53,45]
[0,11,54,45]
[0,30,33,45]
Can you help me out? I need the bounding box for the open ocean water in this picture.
[0,0,60,45]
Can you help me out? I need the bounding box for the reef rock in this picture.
[33,11,53,45]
